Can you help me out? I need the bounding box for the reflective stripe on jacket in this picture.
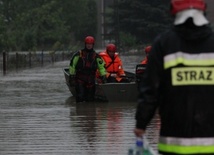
[135,25,214,155]
[159,136,214,154]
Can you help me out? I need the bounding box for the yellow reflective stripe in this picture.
[69,56,79,75]
[159,143,214,154]
[165,58,214,69]
[171,67,214,85]
[164,52,214,69]
[159,136,214,153]
[165,52,214,62]
[160,136,214,146]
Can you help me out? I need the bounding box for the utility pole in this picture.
[114,0,120,52]
[96,0,105,49]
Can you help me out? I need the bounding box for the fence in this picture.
[0,51,72,75]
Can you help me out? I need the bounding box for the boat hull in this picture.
[99,82,137,102]
[63,68,137,102]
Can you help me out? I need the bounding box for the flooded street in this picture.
[0,56,159,155]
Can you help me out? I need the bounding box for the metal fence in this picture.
[0,51,72,74]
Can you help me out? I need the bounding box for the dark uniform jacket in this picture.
[135,22,214,154]
[69,48,106,83]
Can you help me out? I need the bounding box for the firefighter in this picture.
[141,45,152,65]
[134,0,214,154]
[69,36,107,103]
[135,45,152,89]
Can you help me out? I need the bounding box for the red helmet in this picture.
[171,0,206,15]
[145,46,152,54]
[106,44,116,52]
[85,36,95,44]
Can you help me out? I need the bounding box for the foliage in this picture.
[119,32,137,52]
[0,0,97,52]
[108,0,172,45]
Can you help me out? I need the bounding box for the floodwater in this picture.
[0,55,159,155]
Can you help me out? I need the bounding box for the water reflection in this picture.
[0,59,159,155]
[65,97,138,155]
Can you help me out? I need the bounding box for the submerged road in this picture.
[0,56,159,155]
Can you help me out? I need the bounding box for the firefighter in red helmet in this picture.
[135,45,152,89]
[134,0,214,154]
[99,43,128,83]
[84,36,94,43]
[141,45,152,65]
[69,36,107,103]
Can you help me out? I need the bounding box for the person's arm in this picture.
[135,37,163,137]
[96,55,108,83]
[69,51,80,75]
[118,57,126,77]
[96,55,107,76]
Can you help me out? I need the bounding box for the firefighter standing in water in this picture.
[69,36,107,103]
[99,43,128,83]
[134,0,214,154]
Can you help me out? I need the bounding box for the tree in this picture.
[58,0,97,42]
[109,0,172,45]
[0,0,98,52]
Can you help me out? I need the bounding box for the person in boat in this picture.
[135,45,152,89]
[141,45,151,65]
[99,43,128,83]
[69,36,107,103]
[134,0,214,154]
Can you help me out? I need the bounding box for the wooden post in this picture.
[16,52,18,70]
[41,50,44,66]
[62,51,64,61]
[3,52,6,75]
[29,52,31,68]
[52,52,54,64]
[24,54,27,68]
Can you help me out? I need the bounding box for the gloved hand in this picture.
[120,75,130,82]
[69,75,76,86]
[120,75,127,78]
[100,75,107,84]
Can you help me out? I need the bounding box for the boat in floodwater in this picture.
[63,68,138,102]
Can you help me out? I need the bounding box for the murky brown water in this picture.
[0,56,159,155]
